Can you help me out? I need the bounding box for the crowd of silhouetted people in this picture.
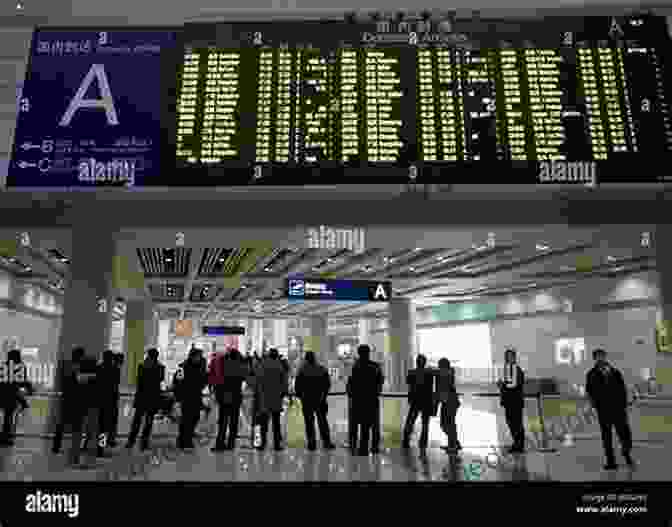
[0,343,635,470]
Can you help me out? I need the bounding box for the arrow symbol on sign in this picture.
[18,161,37,168]
[21,142,40,150]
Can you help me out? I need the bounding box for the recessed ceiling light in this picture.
[409,267,416,272]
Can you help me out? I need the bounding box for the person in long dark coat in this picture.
[295,351,335,451]
[586,348,635,470]
[348,345,384,456]
[126,348,165,451]
[255,348,288,451]
[212,349,249,451]
[175,348,207,450]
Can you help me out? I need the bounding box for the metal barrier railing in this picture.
[9,389,672,450]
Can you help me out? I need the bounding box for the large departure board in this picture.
[172,14,672,185]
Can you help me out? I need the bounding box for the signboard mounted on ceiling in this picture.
[286,278,391,302]
[8,28,179,189]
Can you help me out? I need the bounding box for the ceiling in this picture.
[0,226,657,322]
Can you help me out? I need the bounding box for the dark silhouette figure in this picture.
[348,345,384,456]
[497,349,526,453]
[346,360,358,450]
[402,354,435,450]
[93,350,119,455]
[52,348,99,465]
[108,353,124,446]
[295,351,335,451]
[436,358,461,452]
[0,349,33,445]
[586,349,634,470]
[52,347,85,455]
[212,349,248,451]
[174,347,207,449]
[127,348,165,451]
[255,348,289,451]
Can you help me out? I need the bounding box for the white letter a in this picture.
[374,284,388,300]
[60,64,119,126]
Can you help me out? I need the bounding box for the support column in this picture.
[388,297,416,391]
[655,225,672,396]
[308,315,328,358]
[358,318,370,346]
[382,297,417,447]
[50,226,116,432]
[247,318,263,354]
[124,299,155,387]
[273,318,289,353]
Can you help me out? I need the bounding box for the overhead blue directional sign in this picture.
[8,28,178,188]
[286,278,392,302]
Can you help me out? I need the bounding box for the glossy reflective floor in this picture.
[0,436,669,483]
[2,391,671,482]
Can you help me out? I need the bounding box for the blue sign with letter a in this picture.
[8,28,177,188]
[288,279,305,297]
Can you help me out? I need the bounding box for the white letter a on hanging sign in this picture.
[60,64,119,126]
[374,284,388,300]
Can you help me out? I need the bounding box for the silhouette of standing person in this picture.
[175,348,207,450]
[0,349,33,446]
[436,358,461,452]
[586,349,634,470]
[295,351,335,451]
[402,354,435,451]
[497,349,526,453]
[212,349,248,451]
[348,345,384,456]
[255,348,288,451]
[127,348,165,451]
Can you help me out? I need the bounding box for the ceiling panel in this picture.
[137,248,191,277]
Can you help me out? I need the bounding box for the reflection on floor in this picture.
[2,392,669,482]
[0,437,669,482]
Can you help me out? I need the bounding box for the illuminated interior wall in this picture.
[0,308,61,366]
[417,323,493,382]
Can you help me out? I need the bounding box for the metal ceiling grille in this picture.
[198,248,242,276]
[137,248,191,276]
